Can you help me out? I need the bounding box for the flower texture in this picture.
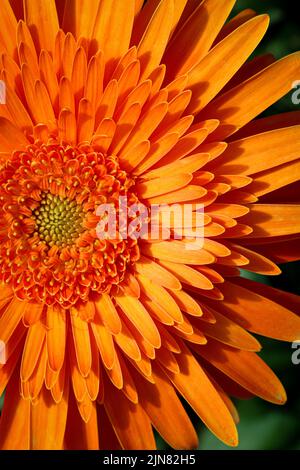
[0,0,300,450]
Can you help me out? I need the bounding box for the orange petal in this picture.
[137,0,174,80]
[135,256,181,290]
[242,204,300,238]
[133,132,180,175]
[46,306,66,372]
[142,240,215,265]
[94,294,121,335]
[0,297,26,344]
[204,52,300,140]
[1,0,18,57]
[21,321,46,381]
[27,339,47,400]
[58,108,77,145]
[77,99,95,143]
[0,341,23,397]
[121,101,168,156]
[104,374,156,450]
[142,153,210,180]
[248,159,300,197]
[218,280,300,342]
[62,0,101,40]
[146,184,206,204]
[70,309,92,377]
[85,334,100,401]
[213,126,300,176]
[115,293,161,349]
[166,342,238,447]
[137,273,183,323]
[110,103,142,154]
[186,15,269,114]
[65,388,99,450]
[229,243,281,275]
[199,307,261,352]
[169,289,203,317]
[118,354,138,404]
[31,385,69,450]
[135,364,198,449]
[84,52,104,108]
[119,140,150,172]
[233,110,300,140]
[196,339,286,405]
[160,128,209,166]
[24,0,59,53]
[136,173,192,198]
[214,8,257,43]
[91,318,115,370]
[159,260,214,290]
[0,117,29,153]
[114,319,142,362]
[142,295,175,326]
[0,367,30,450]
[93,0,135,79]
[164,0,235,78]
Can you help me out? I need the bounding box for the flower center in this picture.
[33,192,85,247]
[0,141,141,308]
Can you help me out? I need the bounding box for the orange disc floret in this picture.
[0,140,140,308]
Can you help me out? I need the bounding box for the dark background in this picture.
[158,0,300,450]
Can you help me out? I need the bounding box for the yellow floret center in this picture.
[33,192,85,247]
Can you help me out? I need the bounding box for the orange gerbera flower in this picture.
[0,0,300,450]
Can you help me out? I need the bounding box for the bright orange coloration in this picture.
[0,142,140,307]
[0,0,300,450]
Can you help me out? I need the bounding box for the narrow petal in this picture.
[94,294,121,335]
[93,0,135,79]
[137,0,174,80]
[104,375,156,450]
[70,309,92,377]
[31,385,69,450]
[115,293,161,349]
[0,117,29,153]
[164,0,235,78]
[142,240,215,265]
[196,339,287,405]
[198,308,261,351]
[202,52,300,140]
[218,280,300,342]
[212,126,300,176]
[24,0,59,53]
[1,0,18,57]
[158,260,214,290]
[186,15,269,114]
[248,159,300,197]
[137,273,183,323]
[134,365,198,449]
[91,319,116,370]
[242,204,300,238]
[46,306,66,372]
[0,368,30,450]
[21,321,46,381]
[166,343,238,447]
[136,174,192,198]
[63,0,101,39]
[135,256,181,290]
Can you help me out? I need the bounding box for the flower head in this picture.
[0,0,300,450]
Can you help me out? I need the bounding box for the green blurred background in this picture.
[157,0,300,451]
